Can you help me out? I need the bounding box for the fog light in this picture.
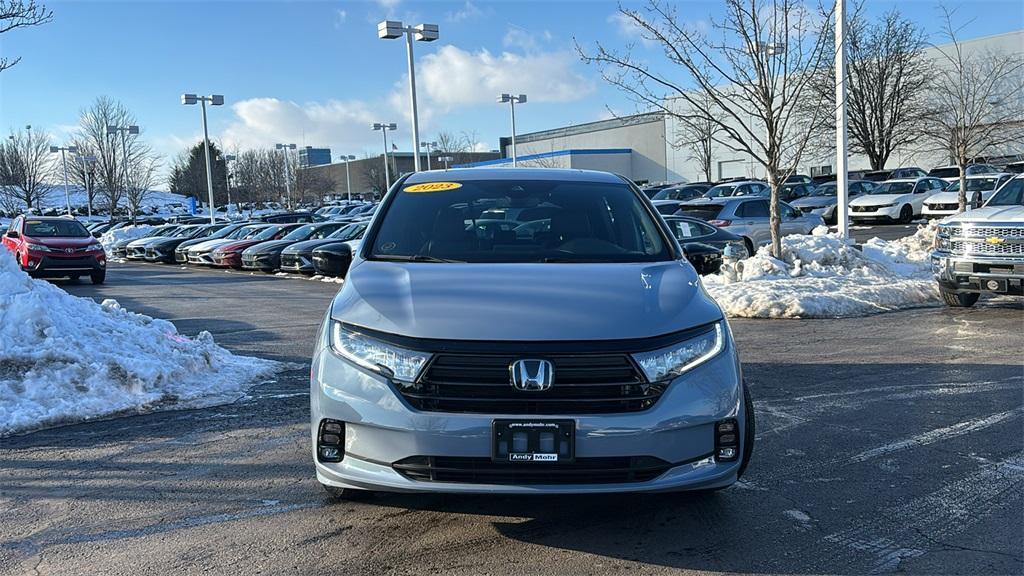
[317,419,345,463]
[715,418,740,462]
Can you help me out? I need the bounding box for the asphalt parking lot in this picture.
[2,246,1022,575]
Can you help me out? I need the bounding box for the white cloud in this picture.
[607,11,655,47]
[410,44,594,113]
[446,1,483,23]
[219,98,385,157]
[334,9,347,29]
[502,27,552,53]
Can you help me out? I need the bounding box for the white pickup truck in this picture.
[931,174,1024,307]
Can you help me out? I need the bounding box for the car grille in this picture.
[280,253,306,269]
[402,353,663,415]
[392,456,672,484]
[851,205,876,213]
[949,240,1024,257]
[928,203,958,211]
[953,226,1024,239]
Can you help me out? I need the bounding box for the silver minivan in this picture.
[311,168,753,497]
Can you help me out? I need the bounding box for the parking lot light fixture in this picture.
[372,123,398,189]
[181,93,225,224]
[275,143,297,209]
[378,20,438,173]
[338,155,357,201]
[497,94,527,167]
[49,144,79,216]
[420,141,439,170]
[438,155,454,170]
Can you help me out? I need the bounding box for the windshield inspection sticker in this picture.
[403,182,463,193]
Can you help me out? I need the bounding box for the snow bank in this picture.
[0,250,280,436]
[703,224,940,318]
[99,225,155,251]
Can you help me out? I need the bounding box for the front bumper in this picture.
[850,205,900,220]
[126,246,148,259]
[310,323,747,494]
[211,252,242,268]
[241,253,279,271]
[145,247,175,262]
[280,252,314,273]
[931,252,1024,295]
[22,253,105,276]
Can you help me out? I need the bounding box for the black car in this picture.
[311,241,358,278]
[651,184,712,201]
[145,223,228,263]
[279,222,369,274]
[174,222,252,263]
[240,221,347,272]
[662,215,747,275]
[779,182,815,202]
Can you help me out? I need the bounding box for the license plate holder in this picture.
[492,420,575,463]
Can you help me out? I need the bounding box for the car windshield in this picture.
[224,226,254,239]
[328,223,366,240]
[705,184,737,197]
[152,226,179,237]
[947,178,1000,192]
[367,178,672,263]
[282,224,318,241]
[985,179,1024,206]
[929,167,960,178]
[810,183,837,196]
[23,219,91,238]
[870,182,914,195]
[253,226,285,240]
[240,226,268,239]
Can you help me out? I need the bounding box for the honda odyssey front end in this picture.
[310,168,753,496]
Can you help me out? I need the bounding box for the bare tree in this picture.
[921,6,1024,212]
[362,162,388,197]
[76,97,139,215]
[0,126,53,210]
[815,3,930,171]
[434,130,479,166]
[672,92,723,182]
[64,138,100,216]
[579,0,834,257]
[124,155,161,218]
[0,0,53,73]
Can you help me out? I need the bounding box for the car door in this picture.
[2,216,23,254]
[739,199,771,245]
[909,180,933,213]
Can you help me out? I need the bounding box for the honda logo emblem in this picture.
[510,359,554,391]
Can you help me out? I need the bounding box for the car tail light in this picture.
[708,219,732,227]
[715,419,739,461]
[317,419,344,462]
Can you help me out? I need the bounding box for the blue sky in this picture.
[2,0,1022,181]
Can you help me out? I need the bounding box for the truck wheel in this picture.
[941,289,979,308]
[90,270,106,285]
[898,204,913,224]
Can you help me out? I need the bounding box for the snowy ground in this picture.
[703,223,939,319]
[0,249,281,436]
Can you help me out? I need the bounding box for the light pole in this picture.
[420,141,438,170]
[223,154,236,215]
[49,144,78,216]
[439,155,454,170]
[338,155,356,201]
[77,154,98,219]
[106,124,140,220]
[181,93,225,224]
[372,123,397,189]
[378,20,439,173]
[497,94,527,166]
[834,0,850,240]
[275,143,296,209]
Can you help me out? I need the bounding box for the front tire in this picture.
[897,204,913,224]
[941,288,979,308]
[321,483,368,501]
[90,270,106,285]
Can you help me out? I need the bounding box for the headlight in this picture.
[632,322,725,382]
[25,243,53,252]
[330,322,431,381]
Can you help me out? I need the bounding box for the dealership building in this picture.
[462,30,1023,184]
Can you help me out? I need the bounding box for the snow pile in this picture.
[309,275,344,284]
[703,224,939,318]
[0,250,280,435]
[99,225,155,251]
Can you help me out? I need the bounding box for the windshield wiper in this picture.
[372,254,465,263]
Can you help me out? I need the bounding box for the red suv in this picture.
[2,216,107,283]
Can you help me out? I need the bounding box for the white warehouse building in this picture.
[464,30,1023,184]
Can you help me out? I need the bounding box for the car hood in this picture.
[942,205,1024,223]
[243,239,295,254]
[283,238,342,254]
[331,261,722,341]
[850,194,908,206]
[190,238,235,252]
[148,236,190,247]
[790,196,838,208]
[176,237,214,250]
[30,236,96,248]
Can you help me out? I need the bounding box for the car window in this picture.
[367,178,673,263]
[737,200,769,218]
[986,178,1024,206]
[667,219,712,240]
[678,204,726,221]
[7,217,20,235]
